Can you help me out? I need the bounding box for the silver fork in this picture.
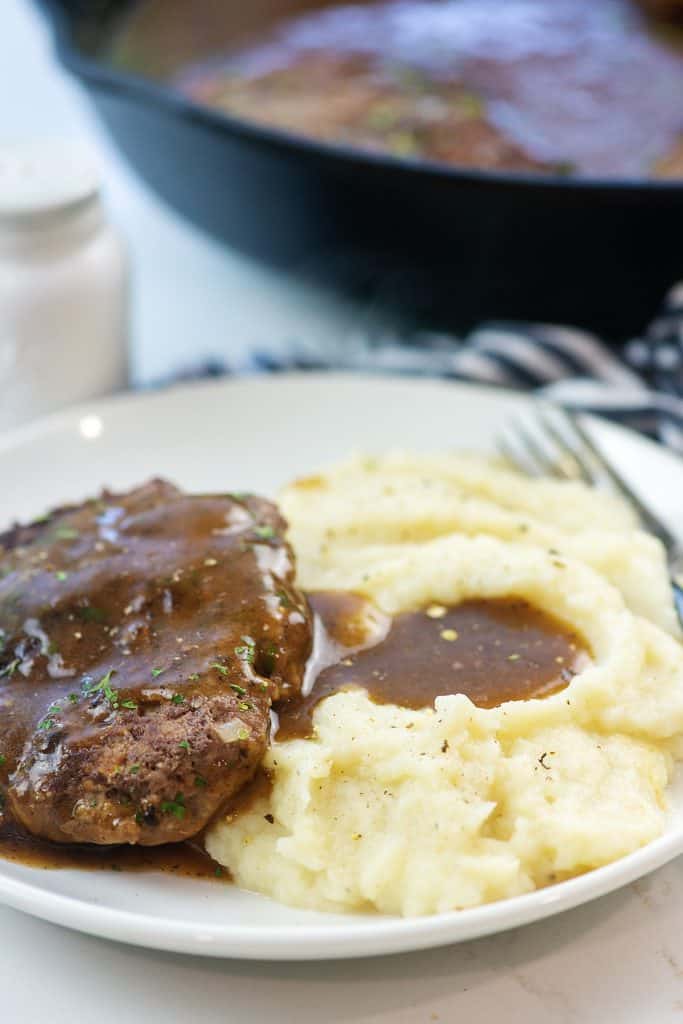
[498,402,683,627]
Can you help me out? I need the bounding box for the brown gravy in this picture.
[175,0,683,180]
[0,481,311,849]
[277,592,588,740]
[0,770,278,876]
[0,816,226,879]
[0,770,274,878]
[0,589,588,872]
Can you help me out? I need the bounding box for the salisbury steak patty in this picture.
[0,480,311,845]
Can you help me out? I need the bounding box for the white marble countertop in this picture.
[1,3,682,1020]
[1,860,682,1023]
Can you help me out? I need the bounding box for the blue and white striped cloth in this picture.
[175,281,683,453]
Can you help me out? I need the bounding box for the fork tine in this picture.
[552,408,679,550]
[499,403,680,580]
[497,432,544,477]
[559,407,645,495]
[559,409,631,491]
[504,410,590,483]
[506,418,562,478]
[532,404,594,485]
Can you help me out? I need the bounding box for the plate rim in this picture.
[1,371,682,960]
[0,821,683,960]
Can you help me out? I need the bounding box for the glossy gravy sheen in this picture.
[0,479,312,867]
[0,770,274,877]
[0,816,225,879]
[177,0,683,179]
[277,592,588,740]
[0,589,588,871]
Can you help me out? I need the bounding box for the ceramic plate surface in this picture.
[1,373,682,960]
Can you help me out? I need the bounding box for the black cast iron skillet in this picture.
[37,0,683,340]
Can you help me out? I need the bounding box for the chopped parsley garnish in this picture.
[234,636,256,663]
[55,527,79,540]
[178,740,191,753]
[237,728,249,741]
[160,793,186,820]
[0,659,19,678]
[211,663,229,676]
[188,673,200,682]
[84,669,117,701]
[68,693,79,704]
[254,525,275,540]
[129,764,140,774]
[230,683,247,695]
[151,667,166,678]
[78,605,106,624]
[0,754,6,768]
[83,670,134,712]
[194,775,207,788]
[214,866,223,878]
[38,703,61,731]
[171,693,185,705]
[55,571,69,582]
[277,590,291,608]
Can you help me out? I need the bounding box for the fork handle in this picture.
[668,546,683,630]
[668,547,683,583]
[672,581,683,629]
[663,550,683,633]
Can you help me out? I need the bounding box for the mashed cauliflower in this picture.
[206,453,683,916]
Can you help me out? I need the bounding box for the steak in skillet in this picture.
[0,480,311,845]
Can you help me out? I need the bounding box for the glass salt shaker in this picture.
[0,142,129,432]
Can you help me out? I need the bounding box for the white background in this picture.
[0,0,355,388]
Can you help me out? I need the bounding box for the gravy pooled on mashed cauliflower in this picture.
[206,453,683,916]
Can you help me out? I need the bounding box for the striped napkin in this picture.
[174,282,683,454]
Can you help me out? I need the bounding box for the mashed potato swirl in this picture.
[206,453,683,915]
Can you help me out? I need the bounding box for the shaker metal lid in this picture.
[0,141,100,220]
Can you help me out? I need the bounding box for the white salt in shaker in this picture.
[0,142,129,431]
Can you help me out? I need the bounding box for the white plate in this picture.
[1,372,683,961]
